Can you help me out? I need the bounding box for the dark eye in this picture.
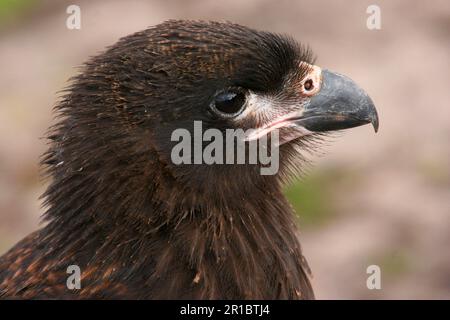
[212,89,246,117]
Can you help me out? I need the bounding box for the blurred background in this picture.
[0,0,449,299]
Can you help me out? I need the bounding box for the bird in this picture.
[0,20,378,299]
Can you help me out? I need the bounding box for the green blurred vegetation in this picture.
[417,158,450,187]
[0,0,37,27]
[284,172,333,228]
[284,165,364,228]
[373,250,411,279]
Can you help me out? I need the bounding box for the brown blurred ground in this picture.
[0,0,449,299]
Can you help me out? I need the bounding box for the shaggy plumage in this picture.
[0,20,377,299]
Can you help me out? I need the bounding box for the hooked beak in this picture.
[297,69,379,133]
[244,65,379,144]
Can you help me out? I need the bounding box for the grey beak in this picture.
[297,70,379,133]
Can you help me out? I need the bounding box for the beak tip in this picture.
[368,103,379,133]
[371,116,379,133]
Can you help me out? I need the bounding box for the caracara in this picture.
[0,20,378,299]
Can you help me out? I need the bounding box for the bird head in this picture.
[50,20,378,210]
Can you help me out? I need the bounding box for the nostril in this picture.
[304,79,314,91]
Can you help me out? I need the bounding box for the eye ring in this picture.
[304,79,314,91]
[210,88,247,118]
